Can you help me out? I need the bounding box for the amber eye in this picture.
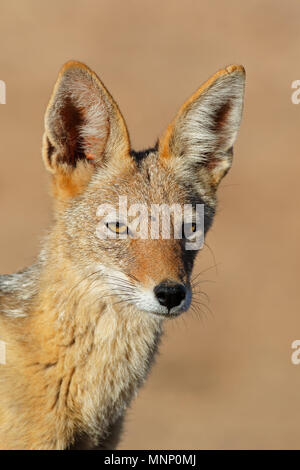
[106,222,128,234]
[183,222,198,239]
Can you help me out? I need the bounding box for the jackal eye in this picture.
[106,221,128,234]
[183,222,198,239]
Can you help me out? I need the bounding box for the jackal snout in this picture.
[154,280,190,315]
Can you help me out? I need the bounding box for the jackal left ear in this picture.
[42,61,130,198]
[159,65,245,188]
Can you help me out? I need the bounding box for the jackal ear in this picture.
[159,65,245,188]
[42,61,130,197]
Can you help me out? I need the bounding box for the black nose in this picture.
[154,282,186,310]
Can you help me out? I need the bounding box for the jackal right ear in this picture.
[42,61,130,198]
[159,65,245,189]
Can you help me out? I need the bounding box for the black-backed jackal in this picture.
[0,62,245,449]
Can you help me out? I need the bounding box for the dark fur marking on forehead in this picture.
[130,141,158,166]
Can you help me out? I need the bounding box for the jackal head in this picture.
[42,61,245,318]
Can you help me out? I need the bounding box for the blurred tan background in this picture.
[1,0,300,449]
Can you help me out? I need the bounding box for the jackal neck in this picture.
[1,239,162,449]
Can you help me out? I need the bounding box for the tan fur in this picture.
[0,61,245,449]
